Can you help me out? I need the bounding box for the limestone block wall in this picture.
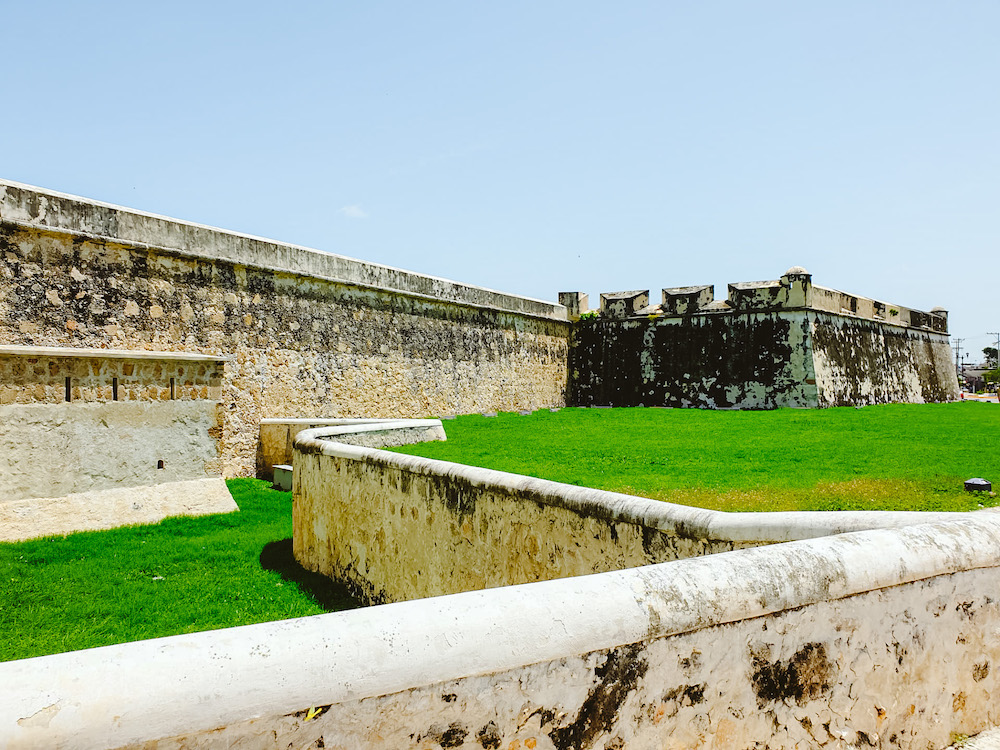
[0,345,224,404]
[4,513,1000,749]
[292,422,974,604]
[0,179,570,477]
[0,345,225,499]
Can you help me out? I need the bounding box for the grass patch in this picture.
[0,479,361,663]
[393,403,1000,512]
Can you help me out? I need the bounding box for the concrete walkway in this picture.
[960,393,999,403]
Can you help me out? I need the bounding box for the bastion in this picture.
[563,266,958,409]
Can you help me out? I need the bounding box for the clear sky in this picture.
[4,2,998,364]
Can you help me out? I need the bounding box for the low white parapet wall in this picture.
[3,419,999,748]
[4,515,999,748]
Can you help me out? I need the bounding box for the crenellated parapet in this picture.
[564,266,948,333]
[566,265,957,409]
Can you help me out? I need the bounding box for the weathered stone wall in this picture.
[0,180,570,476]
[293,447,752,604]
[812,313,960,406]
[6,513,1000,749]
[0,347,224,404]
[0,401,222,501]
[0,345,235,540]
[291,422,975,604]
[165,565,995,750]
[567,267,958,409]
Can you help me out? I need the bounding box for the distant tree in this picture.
[984,347,998,368]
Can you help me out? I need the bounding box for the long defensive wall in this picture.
[0,179,570,479]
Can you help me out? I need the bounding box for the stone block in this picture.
[661,285,714,316]
[273,464,293,491]
[558,292,589,319]
[600,290,649,319]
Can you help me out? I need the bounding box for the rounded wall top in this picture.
[930,306,948,314]
[784,265,810,276]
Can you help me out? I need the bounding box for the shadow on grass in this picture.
[260,539,365,612]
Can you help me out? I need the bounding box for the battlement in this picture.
[561,266,948,333]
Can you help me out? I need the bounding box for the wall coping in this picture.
[5,511,1000,747]
[0,344,229,362]
[0,179,567,322]
[294,421,984,543]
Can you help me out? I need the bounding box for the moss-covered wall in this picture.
[569,310,957,409]
[811,314,959,406]
[570,311,818,409]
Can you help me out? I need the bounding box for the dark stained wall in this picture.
[570,310,958,409]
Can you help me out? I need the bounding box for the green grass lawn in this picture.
[4,403,996,663]
[392,403,1000,513]
[0,479,361,663]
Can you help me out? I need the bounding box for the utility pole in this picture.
[988,332,1000,394]
[988,332,1000,367]
[953,338,965,390]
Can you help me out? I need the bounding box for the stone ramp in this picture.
[0,477,238,541]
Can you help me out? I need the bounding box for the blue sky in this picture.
[3,2,998,363]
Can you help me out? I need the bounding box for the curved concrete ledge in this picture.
[258,418,446,480]
[4,513,1000,748]
[294,421,980,544]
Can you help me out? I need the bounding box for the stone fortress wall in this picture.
[0,179,571,478]
[0,179,961,541]
[564,267,958,409]
[0,345,235,541]
[0,181,959,485]
[0,182,980,748]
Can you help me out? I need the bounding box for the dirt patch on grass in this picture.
[612,478,998,513]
